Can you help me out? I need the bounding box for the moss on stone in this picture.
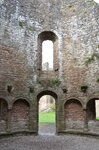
[19,21,25,27]
[85,53,99,65]
[68,3,73,8]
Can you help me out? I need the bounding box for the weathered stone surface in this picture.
[0,0,99,135]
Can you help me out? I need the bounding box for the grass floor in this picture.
[39,112,99,123]
[96,117,99,120]
[39,112,55,123]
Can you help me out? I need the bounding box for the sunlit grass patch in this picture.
[39,112,55,123]
[96,117,99,120]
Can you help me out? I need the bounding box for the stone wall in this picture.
[0,0,99,135]
[64,99,84,130]
[11,99,29,132]
[0,99,8,133]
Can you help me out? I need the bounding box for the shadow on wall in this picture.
[0,99,8,133]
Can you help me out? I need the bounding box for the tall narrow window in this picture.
[37,31,58,74]
[42,40,53,71]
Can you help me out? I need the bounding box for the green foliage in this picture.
[97,45,99,48]
[96,78,99,83]
[85,53,99,65]
[68,3,73,8]
[39,112,55,123]
[85,57,94,64]
[19,21,25,27]
[90,1,96,5]
[28,26,33,30]
[93,53,99,58]
[87,1,97,5]
[96,117,99,120]
[37,77,61,86]
[83,10,87,14]
[51,77,61,85]
[50,104,56,111]
[37,77,42,84]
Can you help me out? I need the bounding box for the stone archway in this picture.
[64,99,84,131]
[11,99,30,132]
[87,98,99,133]
[37,90,58,135]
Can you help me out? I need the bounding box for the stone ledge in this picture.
[0,131,37,139]
[0,130,99,139]
[57,130,99,138]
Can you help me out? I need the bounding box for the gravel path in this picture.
[0,135,99,150]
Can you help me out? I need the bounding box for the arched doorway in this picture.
[87,98,99,133]
[37,90,57,135]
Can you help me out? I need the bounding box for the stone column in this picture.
[83,109,88,132]
[29,96,38,134]
[57,99,65,134]
[6,107,12,133]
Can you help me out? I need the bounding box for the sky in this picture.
[42,40,53,69]
[94,0,99,3]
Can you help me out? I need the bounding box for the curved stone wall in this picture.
[0,0,99,136]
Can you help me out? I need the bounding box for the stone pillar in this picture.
[29,96,38,134]
[83,109,88,132]
[6,108,12,133]
[57,99,65,134]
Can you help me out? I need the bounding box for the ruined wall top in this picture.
[0,0,99,97]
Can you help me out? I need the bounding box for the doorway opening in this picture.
[38,95,56,135]
[87,99,99,120]
[95,100,99,120]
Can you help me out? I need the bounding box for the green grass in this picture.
[39,112,55,123]
[39,113,99,123]
[96,117,99,120]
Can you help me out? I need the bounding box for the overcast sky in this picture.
[94,0,99,3]
[42,40,53,69]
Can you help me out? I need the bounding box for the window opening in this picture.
[42,40,53,71]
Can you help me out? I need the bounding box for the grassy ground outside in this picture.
[39,112,99,123]
[96,117,99,120]
[39,112,55,123]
